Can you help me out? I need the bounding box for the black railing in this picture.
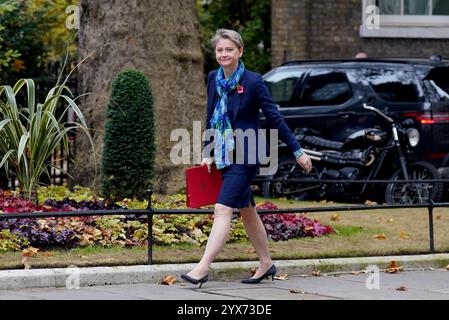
[1,189,448,265]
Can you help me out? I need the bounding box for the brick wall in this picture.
[272,0,449,67]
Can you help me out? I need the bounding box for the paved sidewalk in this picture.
[0,269,448,300]
[1,253,448,291]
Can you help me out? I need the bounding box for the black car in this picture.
[256,57,449,203]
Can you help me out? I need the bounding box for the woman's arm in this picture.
[255,74,312,173]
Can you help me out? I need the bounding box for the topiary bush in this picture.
[101,69,155,200]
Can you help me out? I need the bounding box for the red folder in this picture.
[185,164,222,208]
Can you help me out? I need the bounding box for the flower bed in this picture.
[0,187,334,252]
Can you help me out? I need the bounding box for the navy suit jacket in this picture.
[204,69,301,166]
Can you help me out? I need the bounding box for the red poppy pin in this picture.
[237,84,244,94]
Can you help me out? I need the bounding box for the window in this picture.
[377,0,449,15]
[364,69,421,102]
[426,67,449,99]
[264,69,306,107]
[299,71,352,106]
[360,0,449,39]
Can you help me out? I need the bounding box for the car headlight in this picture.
[406,128,420,147]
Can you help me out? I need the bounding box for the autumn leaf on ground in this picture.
[364,200,377,206]
[373,234,386,240]
[245,248,256,254]
[436,215,442,220]
[399,231,410,239]
[42,252,54,257]
[161,275,177,285]
[289,289,304,294]
[331,213,340,221]
[312,270,321,277]
[250,267,258,276]
[386,218,394,223]
[22,247,39,257]
[396,285,408,291]
[274,274,288,280]
[352,271,361,275]
[386,261,404,273]
[21,256,31,269]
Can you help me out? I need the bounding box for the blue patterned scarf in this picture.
[210,61,245,169]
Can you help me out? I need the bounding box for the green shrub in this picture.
[0,230,29,252]
[0,78,93,201]
[101,69,155,200]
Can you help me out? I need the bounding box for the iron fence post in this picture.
[428,201,435,253]
[147,189,154,265]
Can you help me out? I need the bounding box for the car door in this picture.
[265,67,360,142]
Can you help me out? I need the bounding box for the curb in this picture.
[0,253,448,290]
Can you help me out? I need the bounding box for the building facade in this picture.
[272,0,449,67]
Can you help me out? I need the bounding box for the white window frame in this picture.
[360,0,449,39]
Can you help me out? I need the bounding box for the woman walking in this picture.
[182,29,312,287]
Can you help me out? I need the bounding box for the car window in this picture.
[264,69,307,107]
[299,70,352,106]
[364,69,421,103]
[424,66,449,99]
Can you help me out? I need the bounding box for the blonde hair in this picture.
[211,29,244,49]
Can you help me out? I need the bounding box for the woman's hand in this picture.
[201,157,214,173]
[296,153,312,174]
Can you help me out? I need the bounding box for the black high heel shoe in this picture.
[181,273,209,288]
[241,265,277,284]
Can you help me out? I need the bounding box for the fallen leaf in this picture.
[161,275,177,285]
[79,255,89,259]
[386,218,394,223]
[21,256,31,269]
[396,285,408,291]
[42,252,54,257]
[311,270,321,277]
[386,261,404,273]
[289,289,304,294]
[331,213,340,221]
[373,234,386,240]
[399,231,410,239]
[250,267,257,276]
[436,215,442,220]
[245,248,256,254]
[22,247,39,257]
[364,200,377,206]
[352,271,361,275]
[387,261,399,269]
[274,274,288,280]
[444,264,449,271]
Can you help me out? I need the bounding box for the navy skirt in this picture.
[216,164,259,209]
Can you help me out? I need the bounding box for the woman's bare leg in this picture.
[239,202,273,278]
[187,203,233,279]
